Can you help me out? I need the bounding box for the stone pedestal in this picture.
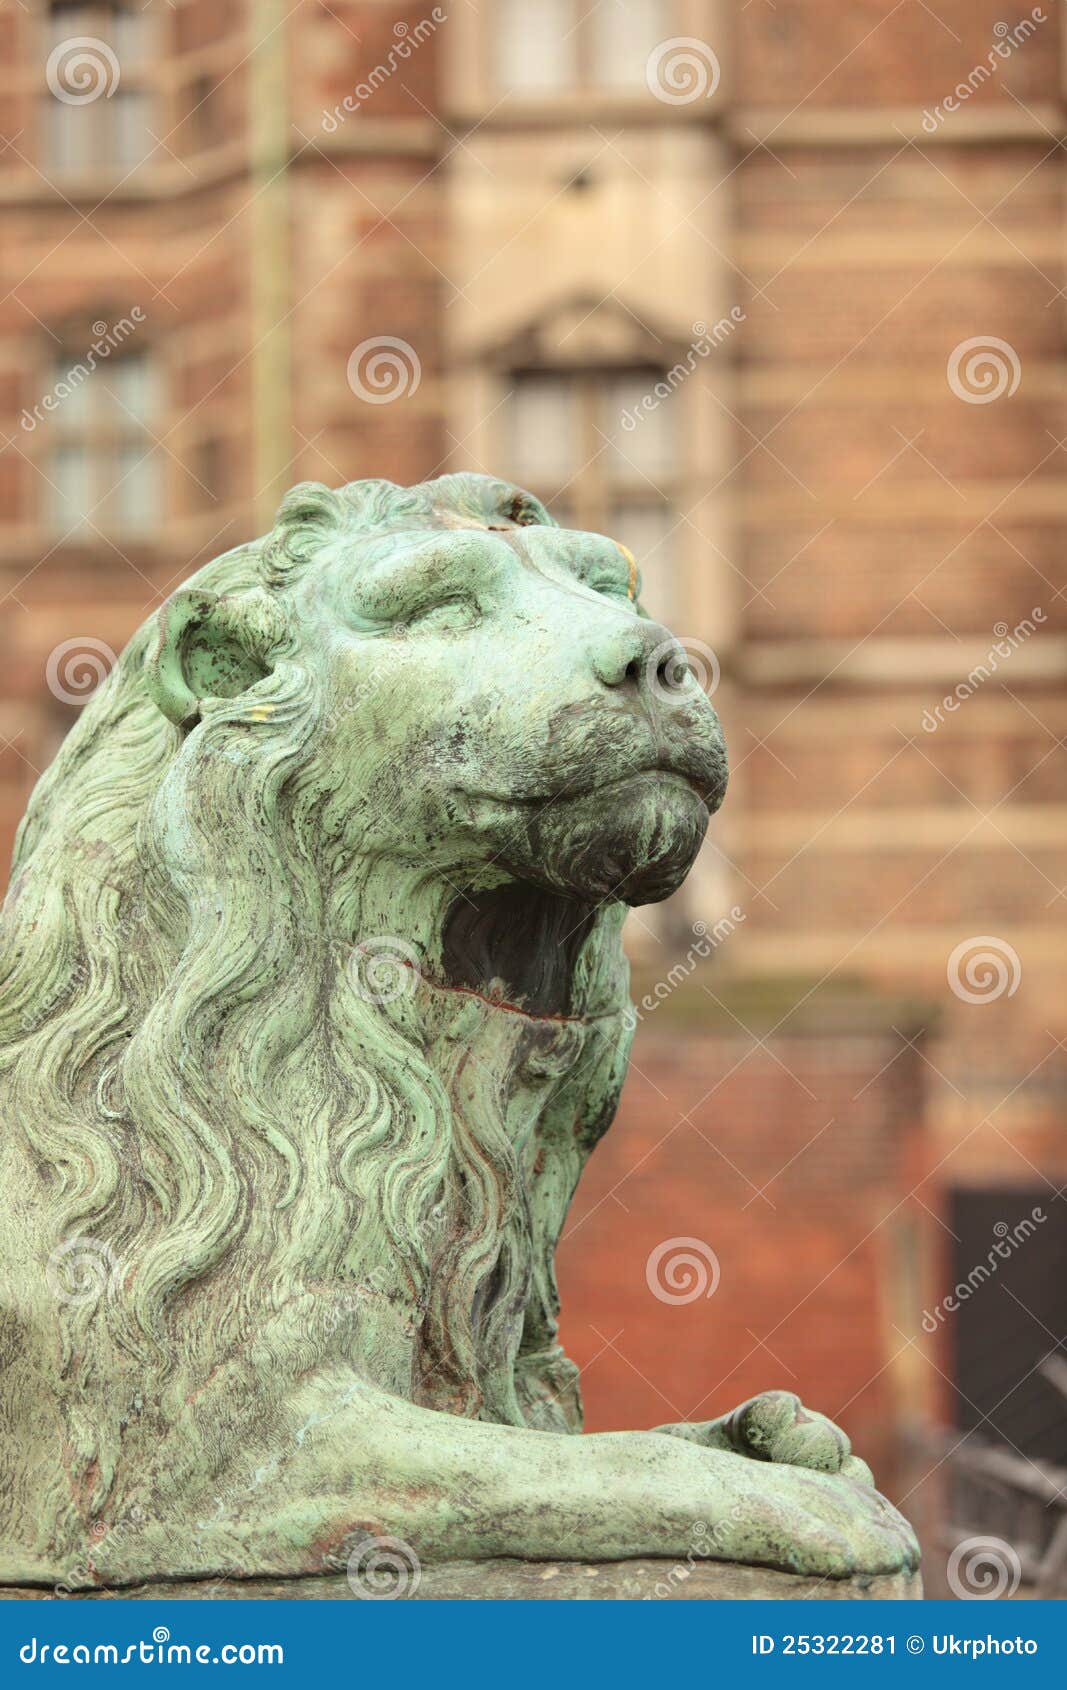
[1,1561,922,1601]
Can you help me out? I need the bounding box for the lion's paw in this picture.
[734,1464,920,1578]
[724,1390,868,1480]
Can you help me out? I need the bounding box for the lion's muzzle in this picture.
[511,617,729,906]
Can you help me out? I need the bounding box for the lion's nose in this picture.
[591,623,686,695]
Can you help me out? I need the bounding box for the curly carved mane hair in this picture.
[0,475,610,1514]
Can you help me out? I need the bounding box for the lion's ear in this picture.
[146,587,287,728]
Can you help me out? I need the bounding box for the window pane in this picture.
[496,0,577,94]
[48,355,91,428]
[44,11,157,174]
[48,4,99,53]
[102,353,159,424]
[110,446,160,530]
[608,501,678,626]
[45,98,91,173]
[45,15,120,112]
[509,374,580,492]
[114,5,153,64]
[594,0,669,89]
[46,445,92,532]
[113,90,153,169]
[602,370,675,484]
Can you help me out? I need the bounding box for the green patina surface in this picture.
[0,473,919,1592]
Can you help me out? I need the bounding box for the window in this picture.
[44,2,158,173]
[43,343,162,535]
[495,0,575,95]
[495,0,668,95]
[507,368,680,626]
[594,0,670,89]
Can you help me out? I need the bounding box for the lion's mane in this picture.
[0,475,604,1517]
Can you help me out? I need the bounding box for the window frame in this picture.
[40,336,163,537]
[506,363,682,621]
[41,0,160,176]
[507,365,678,525]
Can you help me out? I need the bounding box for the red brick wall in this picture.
[558,1016,930,1486]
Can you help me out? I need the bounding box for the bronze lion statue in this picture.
[0,473,919,1591]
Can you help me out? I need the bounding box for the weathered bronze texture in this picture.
[0,474,918,1591]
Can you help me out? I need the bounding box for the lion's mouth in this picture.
[440,882,597,1019]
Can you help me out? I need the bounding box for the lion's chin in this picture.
[509,772,710,908]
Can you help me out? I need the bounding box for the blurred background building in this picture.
[2,0,1066,1593]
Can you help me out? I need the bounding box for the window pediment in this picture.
[481,294,686,373]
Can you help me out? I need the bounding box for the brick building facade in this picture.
[1,0,1065,1534]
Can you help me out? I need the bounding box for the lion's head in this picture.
[0,473,726,1511]
[150,472,725,904]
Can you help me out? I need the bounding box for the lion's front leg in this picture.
[655,1390,875,1486]
[68,1372,918,1587]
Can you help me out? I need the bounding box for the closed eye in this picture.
[403,595,481,633]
